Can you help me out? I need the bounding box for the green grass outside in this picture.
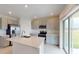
[72,30,79,48]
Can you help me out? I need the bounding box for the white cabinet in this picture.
[46,34,59,45]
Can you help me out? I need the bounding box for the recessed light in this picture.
[8,11,12,15]
[25,5,28,8]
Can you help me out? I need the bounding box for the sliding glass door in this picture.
[70,10,79,54]
[63,18,70,54]
[63,10,79,54]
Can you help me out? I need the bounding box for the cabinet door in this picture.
[7,19,11,24]
[13,19,19,25]
[2,16,8,29]
[7,17,19,25]
[46,34,58,45]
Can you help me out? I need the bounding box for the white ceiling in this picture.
[0,4,66,19]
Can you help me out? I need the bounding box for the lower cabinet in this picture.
[0,37,9,47]
[46,34,59,45]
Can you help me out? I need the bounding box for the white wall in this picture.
[20,18,31,36]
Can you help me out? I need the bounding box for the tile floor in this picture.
[0,46,12,54]
[0,44,65,54]
[44,44,65,54]
[72,49,79,54]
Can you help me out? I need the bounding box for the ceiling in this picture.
[0,4,66,19]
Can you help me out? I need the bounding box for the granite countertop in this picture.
[6,36,44,49]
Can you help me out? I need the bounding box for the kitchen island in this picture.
[6,36,44,54]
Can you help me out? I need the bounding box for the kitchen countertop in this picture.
[6,36,44,49]
[0,35,9,38]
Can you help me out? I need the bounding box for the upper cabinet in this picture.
[0,16,19,29]
[6,16,19,25]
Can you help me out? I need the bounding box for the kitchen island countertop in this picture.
[6,36,44,49]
